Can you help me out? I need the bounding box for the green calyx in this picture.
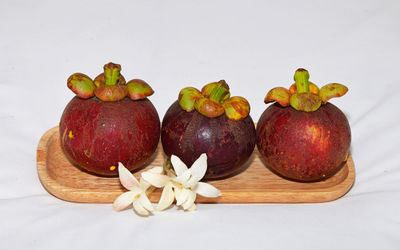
[94,85,127,102]
[319,83,348,104]
[290,92,321,112]
[67,73,95,99]
[126,79,154,100]
[178,80,250,120]
[179,87,203,112]
[67,63,154,102]
[194,97,225,118]
[264,68,348,112]
[223,96,250,120]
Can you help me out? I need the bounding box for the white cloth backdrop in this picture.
[1,0,399,249]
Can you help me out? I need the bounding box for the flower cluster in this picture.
[113,154,221,216]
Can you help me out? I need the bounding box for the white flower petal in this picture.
[139,177,151,190]
[173,169,191,185]
[118,162,140,190]
[171,155,188,176]
[182,191,196,210]
[184,175,198,189]
[189,153,207,181]
[193,182,221,197]
[176,188,190,206]
[174,186,182,200]
[133,199,150,216]
[157,182,175,211]
[141,172,171,188]
[188,203,196,211]
[138,192,154,212]
[147,166,164,174]
[112,189,140,212]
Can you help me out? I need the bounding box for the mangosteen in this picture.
[257,68,351,182]
[161,80,256,180]
[60,63,160,176]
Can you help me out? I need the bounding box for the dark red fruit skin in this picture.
[60,96,160,176]
[161,101,256,180]
[256,103,351,182]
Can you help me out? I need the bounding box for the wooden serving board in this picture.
[37,127,355,203]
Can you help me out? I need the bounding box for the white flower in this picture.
[113,162,162,216]
[142,153,221,211]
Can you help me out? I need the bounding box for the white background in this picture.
[1,0,400,249]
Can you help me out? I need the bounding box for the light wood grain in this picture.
[37,126,355,203]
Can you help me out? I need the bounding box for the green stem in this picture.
[163,158,177,177]
[145,186,156,196]
[294,68,310,93]
[209,80,229,103]
[104,63,121,86]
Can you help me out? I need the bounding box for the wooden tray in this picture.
[37,127,355,203]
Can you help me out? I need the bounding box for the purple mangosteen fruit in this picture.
[161,81,256,180]
[60,63,160,176]
[257,68,351,182]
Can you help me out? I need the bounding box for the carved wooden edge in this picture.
[37,126,355,204]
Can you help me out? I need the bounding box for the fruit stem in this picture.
[104,62,121,86]
[294,68,310,93]
[209,80,229,103]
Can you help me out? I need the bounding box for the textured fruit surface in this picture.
[60,97,160,176]
[256,103,351,182]
[162,101,256,180]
